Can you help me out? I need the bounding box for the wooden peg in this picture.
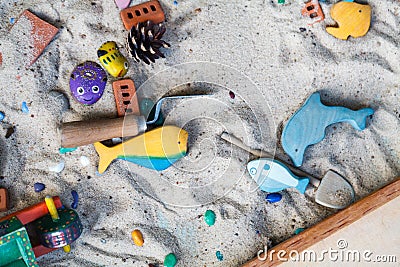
[0,188,8,212]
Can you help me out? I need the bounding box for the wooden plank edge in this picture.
[242,178,400,267]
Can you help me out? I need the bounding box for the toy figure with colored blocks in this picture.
[0,196,83,267]
[0,216,38,267]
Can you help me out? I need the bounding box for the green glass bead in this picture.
[204,210,216,226]
[59,147,77,154]
[216,250,223,261]
[164,253,177,267]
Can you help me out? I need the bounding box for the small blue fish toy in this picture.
[282,92,374,167]
[247,158,309,193]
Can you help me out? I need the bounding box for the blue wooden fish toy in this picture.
[282,92,374,167]
[247,158,309,193]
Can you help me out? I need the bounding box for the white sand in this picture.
[0,0,399,266]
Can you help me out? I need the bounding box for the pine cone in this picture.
[126,21,170,65]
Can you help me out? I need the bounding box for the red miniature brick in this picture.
[112,79,140,117]
[10,10,58,67]
[120,0,165,30]
[0,188,8,212]
[301,0,325,24]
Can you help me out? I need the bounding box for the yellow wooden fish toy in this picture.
[326,0,371,40]
[94,126,188,173]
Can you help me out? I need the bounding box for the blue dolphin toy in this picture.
[282,92,374,167]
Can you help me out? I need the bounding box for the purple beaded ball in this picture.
[69,61,107,105]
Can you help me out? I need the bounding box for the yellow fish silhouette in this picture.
[326,1,371,40]
[94,126,188,173]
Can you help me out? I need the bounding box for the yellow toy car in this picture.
[97,41,129,78]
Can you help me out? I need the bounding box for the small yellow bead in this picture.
[131,229,144,247]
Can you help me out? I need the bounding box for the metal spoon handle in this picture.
[147,95,209,125]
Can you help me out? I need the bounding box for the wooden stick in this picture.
[61,114,147,148]
[241,178,400,267]
[0,188,8,212]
